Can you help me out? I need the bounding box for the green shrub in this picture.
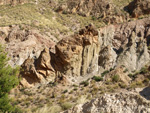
[63,90,68,94]
[123,69,128,73]
[140,67,148,74]
[73,87,78,91]
[80,81,89,87]
[112,75,120,82]
[91,16,97,21]
[92,76,103,82]
[119,83,127,88]
[143,78,149,85]
[101,70,109,77]
[61,102,73,110]
[0,45,20,113]
[109,68,114,71]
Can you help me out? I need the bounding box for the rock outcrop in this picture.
[62,92,150,113]
[20,48,56,87]
[54,17,150,77]
[126,0,150,17]
[55,0,127,24]
[54,24,100,77]
[20,17,150,87]
[0,25,55,67]
[99,17,150,72]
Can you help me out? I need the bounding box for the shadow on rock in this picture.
[139,87,150,100]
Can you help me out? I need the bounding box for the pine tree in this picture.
[0,45,19,113]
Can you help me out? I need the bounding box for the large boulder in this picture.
[20,48,56,88]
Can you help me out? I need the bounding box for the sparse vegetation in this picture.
[140,67,148,74]
[80,81,89,87]
[1,0,150,112]
[61,102,73,110]
[112,75,120,82]
[92,76,103,82]
[0,45,20,112]
[101,70,109,77]
[63,90,68,94]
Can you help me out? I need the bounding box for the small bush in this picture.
[73,87,78,91]
[123,69,128,73]
[143,78,149,85]
[91,16,97,21]
[101,70,109,77]
[119,83,127,88]
[80,81,89,87]
[92,76,103,82]
[136,81,143,86]
[140,67,148,74]
[63,90,68,94]
[112,75,120,82]
[129,82,137,89]
[109,68,114,71]
[61,102,73,110]
[72,84,78,87]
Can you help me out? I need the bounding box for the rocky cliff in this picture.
[18,17,150,87]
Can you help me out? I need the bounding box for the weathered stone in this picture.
[62,92,150,113]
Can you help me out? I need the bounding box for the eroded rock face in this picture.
[20,18,150,87]
[56,17,150,76]
[62,92,150,113]
[100,17,150,72]
[20,48,56,87]
[54,25,100,77]
[126,0,150,17]
[0,25,55,67]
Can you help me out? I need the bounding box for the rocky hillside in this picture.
[19,17,150,88]
[1,0,150,112]
[63,91,150,113]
